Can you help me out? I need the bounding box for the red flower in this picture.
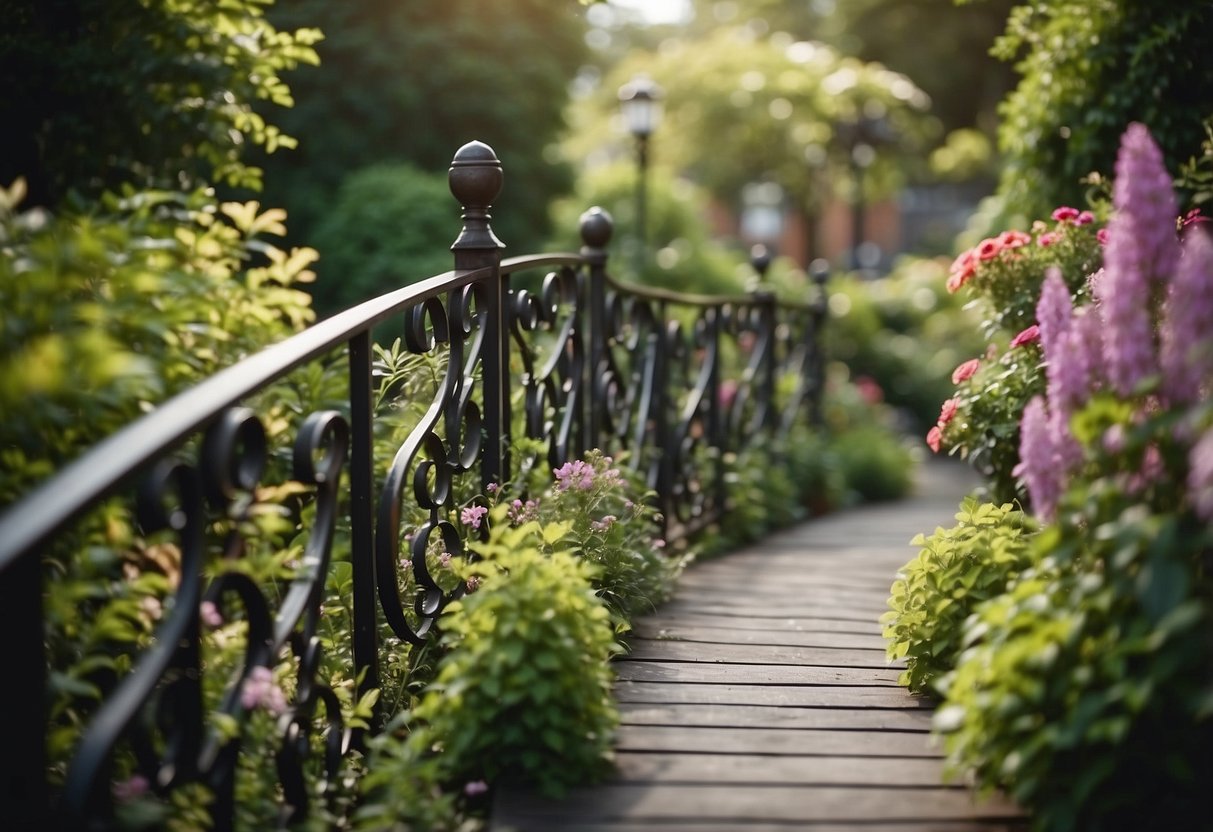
[926,425,943,453]
[1097,228,1110,246]
[1010,324,1041,348]
[1052,206,1080,223]
[947,250,977,293]
[1075,210,1095,226]
[976,238,1002,261]
[952,358,980,384]
[998,229,1032,249]
[938,398,958,426]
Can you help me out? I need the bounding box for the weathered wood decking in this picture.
[492,462,1027,831]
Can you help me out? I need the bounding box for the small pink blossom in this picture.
[486,482,500,495]
[951,359,980,384]
[976,238,1002,261]
[399,558,413,572]
[113,774,150,803]
[200,600,223,628]
[855,376,883,405]
[1010,324,1040,348]
[926,425,943,453]
[998,229,1032,249]
[241,666,288,715]
[937,398,958,427]
[464,780,489,796]
[1038,231,1060,247]
[1097,228,1110,246]
[438,551,453,569]
[508,498,539,524]
[653,539,666,549]
[590,515,618,532]
[461,505,488,530]
[554,460,595,491]
[1075,210,1095,226]
[1052,206,1080,223]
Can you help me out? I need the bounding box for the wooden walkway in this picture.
[492,462,1027,831]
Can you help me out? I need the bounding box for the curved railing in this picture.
[0,140,827,829]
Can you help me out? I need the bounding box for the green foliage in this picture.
[0,0,320,205]
[882,498,1035,694]
[308,163,456,313]
[259,0,586,251]
[548,162,747,292]
[408,520,620,797]
[992,0,1213,219]
[831,424,914,503]
[937,343,1043,504]
[825,256,985,431]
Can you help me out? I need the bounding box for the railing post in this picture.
[749,245,778,437]
[448,141,508,489]
[348,331,379,729]
[580,207,614,454]
[809,258,831,427]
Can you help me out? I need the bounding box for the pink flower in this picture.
[947,250,977,293]
[200,600,223,628]
[1096,228,1110,246]
[554,460,595,491]
[1037,231,1060,247]
[113,774,150,803]
[508,498,540,524]
[1189,429,1213,520]
[1010,324,1040,348]
[937,398,958,427]
[438,551,453,569]
[855,376,883,405]
[590,515,618,532]
[241,666,288,715]
[976,238,1002,261]
[998,229,1032,250]
[486,482,500,495]
[1052,206,1080,223]
[461,505,488,530]
[464,780,489,796]
[1075,210,1095,226]
[951,358,980,384]
[926,425,943,453]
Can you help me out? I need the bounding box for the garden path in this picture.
[491,460,1027,831]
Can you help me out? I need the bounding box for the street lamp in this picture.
[618,74,663,276]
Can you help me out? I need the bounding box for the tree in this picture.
[0,0,320,206]
[990,0,1213,219]
[256,0,588,256]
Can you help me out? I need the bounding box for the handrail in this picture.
[0,139,828,829]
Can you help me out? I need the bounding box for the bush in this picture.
[406,519,620,797]
[882,498,1035,694]
[831,425,914,503]
[308,163,456,314]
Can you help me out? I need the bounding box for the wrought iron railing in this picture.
[0,140,827,830]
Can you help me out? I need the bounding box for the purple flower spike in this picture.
[1014,396,1063,520]
[1160,228,1213,404]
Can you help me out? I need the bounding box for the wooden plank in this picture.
[614,682,931,710]
[492,822,1027,832]
[628,623,889,651]
[610,752,952,786]
[494,783,1021,824]
[613,725,942,758]
[619,702,933,732]
[635,612,885,636]
[614,661,903,686]
[623,639,893,669]
[655,603,880,623]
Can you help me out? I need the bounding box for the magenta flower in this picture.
[951,358,980,384]
[976,238,1001,261]
[1052,206,1080,223]
[1037,231,1060,247]
[1075,210,1095,226]
[1010,324,1040,348]
[926,425,943,453]
[461,505,488,530]
[1097,228,1110,246]
[1160,228,1213,404]
[507,498,540,524]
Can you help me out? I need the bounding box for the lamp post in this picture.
[618,74,663,277]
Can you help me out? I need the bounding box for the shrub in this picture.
[832,425,914,503]
[882,498,1035,694]
[406,518,621,798]
[308,163,456,314]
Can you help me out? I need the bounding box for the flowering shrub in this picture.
[922,124,1213,831]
